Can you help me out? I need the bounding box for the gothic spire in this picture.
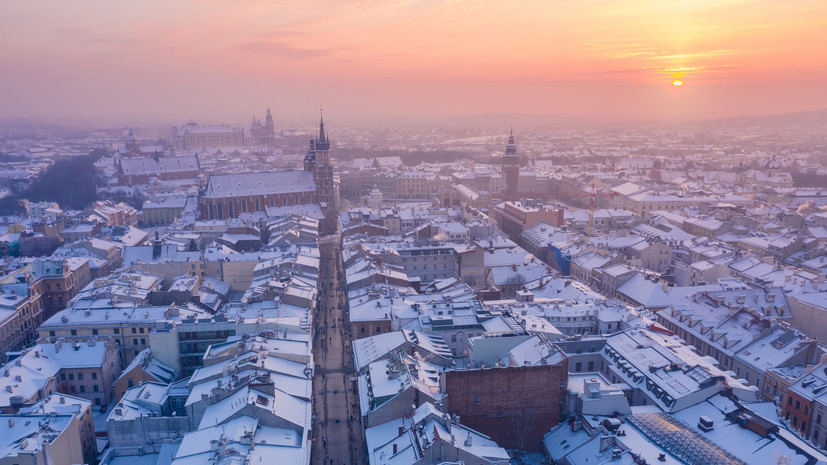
[505,128,517,156]
[318,107,326,143]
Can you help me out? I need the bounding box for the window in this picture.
[92,329,99,336]
[788,396,794,406]
[376,327,382,333]
[360,327,365,334]
[68,373,74,380]
[575,362,582,372]
[796,400,801,410]
[451,335,457,343]
[139,328,144,334]
[71,330,77,336]
[127,378,134,388]
[114,328,120,334]
[133,338,138,345]
[140,338,145,345]
[93,385,99,392]
[61,373,66,381]
[78,373,84,380]
[805,406,809,415]
[474,396,480,405]
[818,414,823,425]
[49,331,55,337]
[132,328,137,334]
[92,373,97,380]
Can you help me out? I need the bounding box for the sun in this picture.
[672,80,683,86]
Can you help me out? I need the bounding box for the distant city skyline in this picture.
[1,0,826,124]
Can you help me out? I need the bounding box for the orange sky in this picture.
[1,0,826,125]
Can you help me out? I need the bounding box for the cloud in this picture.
[646,49,741,60]
[238,40,343,60]
[572,63,750,84]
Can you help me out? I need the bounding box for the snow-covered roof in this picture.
[120,156,199,177]
[353,331,407,371]
[203,171,315,199]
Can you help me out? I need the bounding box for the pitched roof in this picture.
[120,156,199,176]
[203,171,316,199]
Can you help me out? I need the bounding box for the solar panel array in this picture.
[630,412,746,465]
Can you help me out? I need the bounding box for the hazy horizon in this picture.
[2,0,827,126]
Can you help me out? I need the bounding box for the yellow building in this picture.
[141,197,189,226]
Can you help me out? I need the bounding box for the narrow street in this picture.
[312,232,366,465]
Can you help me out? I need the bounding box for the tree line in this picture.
[0,148,107,216]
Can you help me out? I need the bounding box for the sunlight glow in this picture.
[1,0,825,120]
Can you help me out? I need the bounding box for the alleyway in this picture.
[311,231,366,465]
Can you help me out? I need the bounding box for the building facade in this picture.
[172,122,243,150]
[443,357,568,451]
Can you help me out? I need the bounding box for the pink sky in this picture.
[1,0,826,124]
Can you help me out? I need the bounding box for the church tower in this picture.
[251,115,262,141]
[314,110,335,215]
[263,108,275,137]
[502,128,520,200]
[125,129,139,154]
[258,108,276,145]
[304,137,317,172]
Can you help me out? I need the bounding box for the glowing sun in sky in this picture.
[672,80,683,86]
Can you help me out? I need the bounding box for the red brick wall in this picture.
[200,191,317,220]
[351,320,392,340]
[444,361,568,451]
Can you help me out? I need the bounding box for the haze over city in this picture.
[1,3,827,465]
[2,0,827,124]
